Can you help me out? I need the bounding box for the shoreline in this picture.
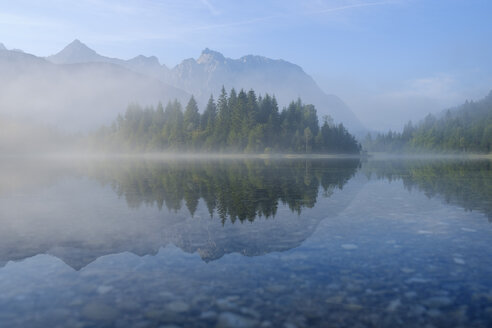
[0,151,490,161]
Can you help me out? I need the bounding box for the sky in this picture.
[0,0,491,131]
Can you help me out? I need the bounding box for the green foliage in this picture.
[364,91,492,153]
[95,88,361,154]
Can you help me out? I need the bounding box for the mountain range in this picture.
[0,40,364,133]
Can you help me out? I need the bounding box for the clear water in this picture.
[0,157,491,327]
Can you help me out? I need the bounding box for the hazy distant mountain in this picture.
[0,43,6,51]
[0,47,188,131]
[47,39,109,64]
[169,48,365,132]
[2,39,364,132]
[47,39,170,81]
[46,40,365,133]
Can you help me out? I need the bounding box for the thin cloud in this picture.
[305,1,398,15]
[85,0,146,15]
[91,14,281,42]
[200,0,221,15]
[386,75,459,101]
[0,13,63,28]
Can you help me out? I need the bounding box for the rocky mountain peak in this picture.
[197,48,226,64]
[128,54,161,66]
[63,39,97,55]
[47,39,101,64]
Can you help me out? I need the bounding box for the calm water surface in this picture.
[0,157,491,327]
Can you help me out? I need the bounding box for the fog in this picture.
[0,40,489,153]
[0,48,188,132]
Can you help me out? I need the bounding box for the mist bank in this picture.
[0,47,189,131]
[363,91,492,154]
[90,88,361,154]
[0,116,86,154]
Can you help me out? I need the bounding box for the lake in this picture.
[0,156,491,327]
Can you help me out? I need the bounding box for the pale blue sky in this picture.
[1,0,491,130]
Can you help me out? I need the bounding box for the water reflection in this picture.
[0,158,361,269]
[364,159,492,221]
[90,158,361,222]
[1,157,492,327]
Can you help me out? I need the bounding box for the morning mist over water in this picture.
[1,1,492,327]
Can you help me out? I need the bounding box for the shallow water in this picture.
[0,157,491,327]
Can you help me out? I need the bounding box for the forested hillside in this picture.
[364,91,492,153]
[94,88,360,154]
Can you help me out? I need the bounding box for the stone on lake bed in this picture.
[409,305,426,316]
[216,312,258,328]
[386,298,401,312]
[404,291,417,298]
[341,244,358,250]
[81,302,119,321]
[426,309,443,318]
[406,277,430,284]
[400,267,415,273]
[453,258,465,265]
[217,298,236,311]
[200,310,218,320]
[424,296,453,308]
[165,300,190,313]
[266,284,287,294]
[96,285,113,294]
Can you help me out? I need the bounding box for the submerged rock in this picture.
[81,302,118,321]
[386,298,401,312]
[424,296,453,308]
[216,312,258,328]
[165,300,190,313]
[200,310,218,321]
[453,258,465,265]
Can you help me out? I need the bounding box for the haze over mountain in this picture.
[44,40,365,133]
[169,48,365,132]
[47,39,170,82]
[0,43,188,131]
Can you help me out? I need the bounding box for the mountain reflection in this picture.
[3,156,490,272]
[0,158,361,269]
[89,158,361,223]
[364,159,492,221]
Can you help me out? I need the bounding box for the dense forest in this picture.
[364,91,492,153]
[93,87,360,154]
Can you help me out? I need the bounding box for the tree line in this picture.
[94,87,361,153]
[364,91,492,153]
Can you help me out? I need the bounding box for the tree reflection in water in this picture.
[90,158,361,224]
[364,159,492,221]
